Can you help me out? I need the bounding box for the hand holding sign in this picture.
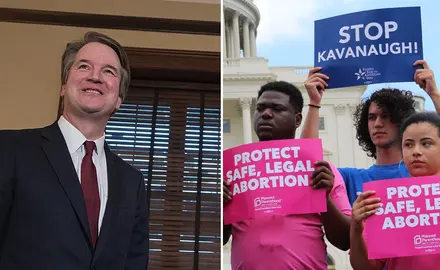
[413,60,438,96]
[311,160,334,197]
[305,67,329,105]
[223,180,232,203]
[352,191,382,232]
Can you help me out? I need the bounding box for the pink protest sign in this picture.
[364,176,440,259]
[223,138,326,225]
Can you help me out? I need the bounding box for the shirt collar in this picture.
[58,115,105,156]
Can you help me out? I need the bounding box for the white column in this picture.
[250,24,257,57]
[348,103,374,168]
[223,10,227,59]
[335,104,352,167]
[243,19,250,57]
[348,104,358,168]
[227,23,234,58]
[239,97,253,144]
[232,12,241,58]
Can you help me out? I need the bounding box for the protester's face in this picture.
[403,122,440,177]
[254,91,302,141]
[367,102,399,148]
[61,42,122,118]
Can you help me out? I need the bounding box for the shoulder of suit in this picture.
[0,126,44,140]
[0,125,48,134]
[0,128,44,156]
[0,123,58,148]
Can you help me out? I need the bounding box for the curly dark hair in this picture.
[257,81,304,113]
[401,111,440,137]
[354,88,416,159]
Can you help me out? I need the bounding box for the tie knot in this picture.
[84,141,96,155]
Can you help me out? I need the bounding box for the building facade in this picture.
[222,1,425,270]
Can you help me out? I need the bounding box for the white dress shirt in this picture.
[58,115,108,234]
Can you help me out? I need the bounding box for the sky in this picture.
[253,0,440,111]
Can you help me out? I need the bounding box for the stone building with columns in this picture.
[221,1,426,269]
[223,0,259,58]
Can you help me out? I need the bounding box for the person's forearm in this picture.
[429,92,440,113]
[300,106,320,139]
[322,197,350,250]
[349,222,382,270]
[223,224,232,245]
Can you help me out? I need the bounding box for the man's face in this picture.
[253,91,302,141]
[61,42,122,119]
[367,102,399,148]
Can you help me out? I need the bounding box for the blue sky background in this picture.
[253,0,439,111]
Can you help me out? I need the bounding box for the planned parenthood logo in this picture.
[253,196,283,214]
[414,235,422,245]
[254,197,261,207]
[413,234,440,253]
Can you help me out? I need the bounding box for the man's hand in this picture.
[305,67,329,106]
[414,60,438,96]
[311,160,334,197]
[223,180,232,203]
[352,191,382,233]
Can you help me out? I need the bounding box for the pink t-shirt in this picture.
[381,255,440,269]
[230,164,351,270]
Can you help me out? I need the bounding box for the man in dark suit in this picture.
[0,32,149,270]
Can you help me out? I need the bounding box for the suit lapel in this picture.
[40,122,93,249]
[93,144,123,262]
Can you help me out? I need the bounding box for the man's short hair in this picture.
[61,31,131,101]
[257,81,304,113]
[354,88,416,159]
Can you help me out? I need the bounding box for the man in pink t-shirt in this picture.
[223,81,352,269]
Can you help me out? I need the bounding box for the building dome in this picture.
[223,0,260,58]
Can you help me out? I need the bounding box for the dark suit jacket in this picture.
[0,122,149,270]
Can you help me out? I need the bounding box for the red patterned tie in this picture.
[81,141,100,246]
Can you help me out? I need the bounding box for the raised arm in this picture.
[413,60,440,113]
[301,67,329,139]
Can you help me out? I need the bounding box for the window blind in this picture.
[105,86,220,269]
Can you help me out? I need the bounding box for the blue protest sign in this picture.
[314,7,423,89]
